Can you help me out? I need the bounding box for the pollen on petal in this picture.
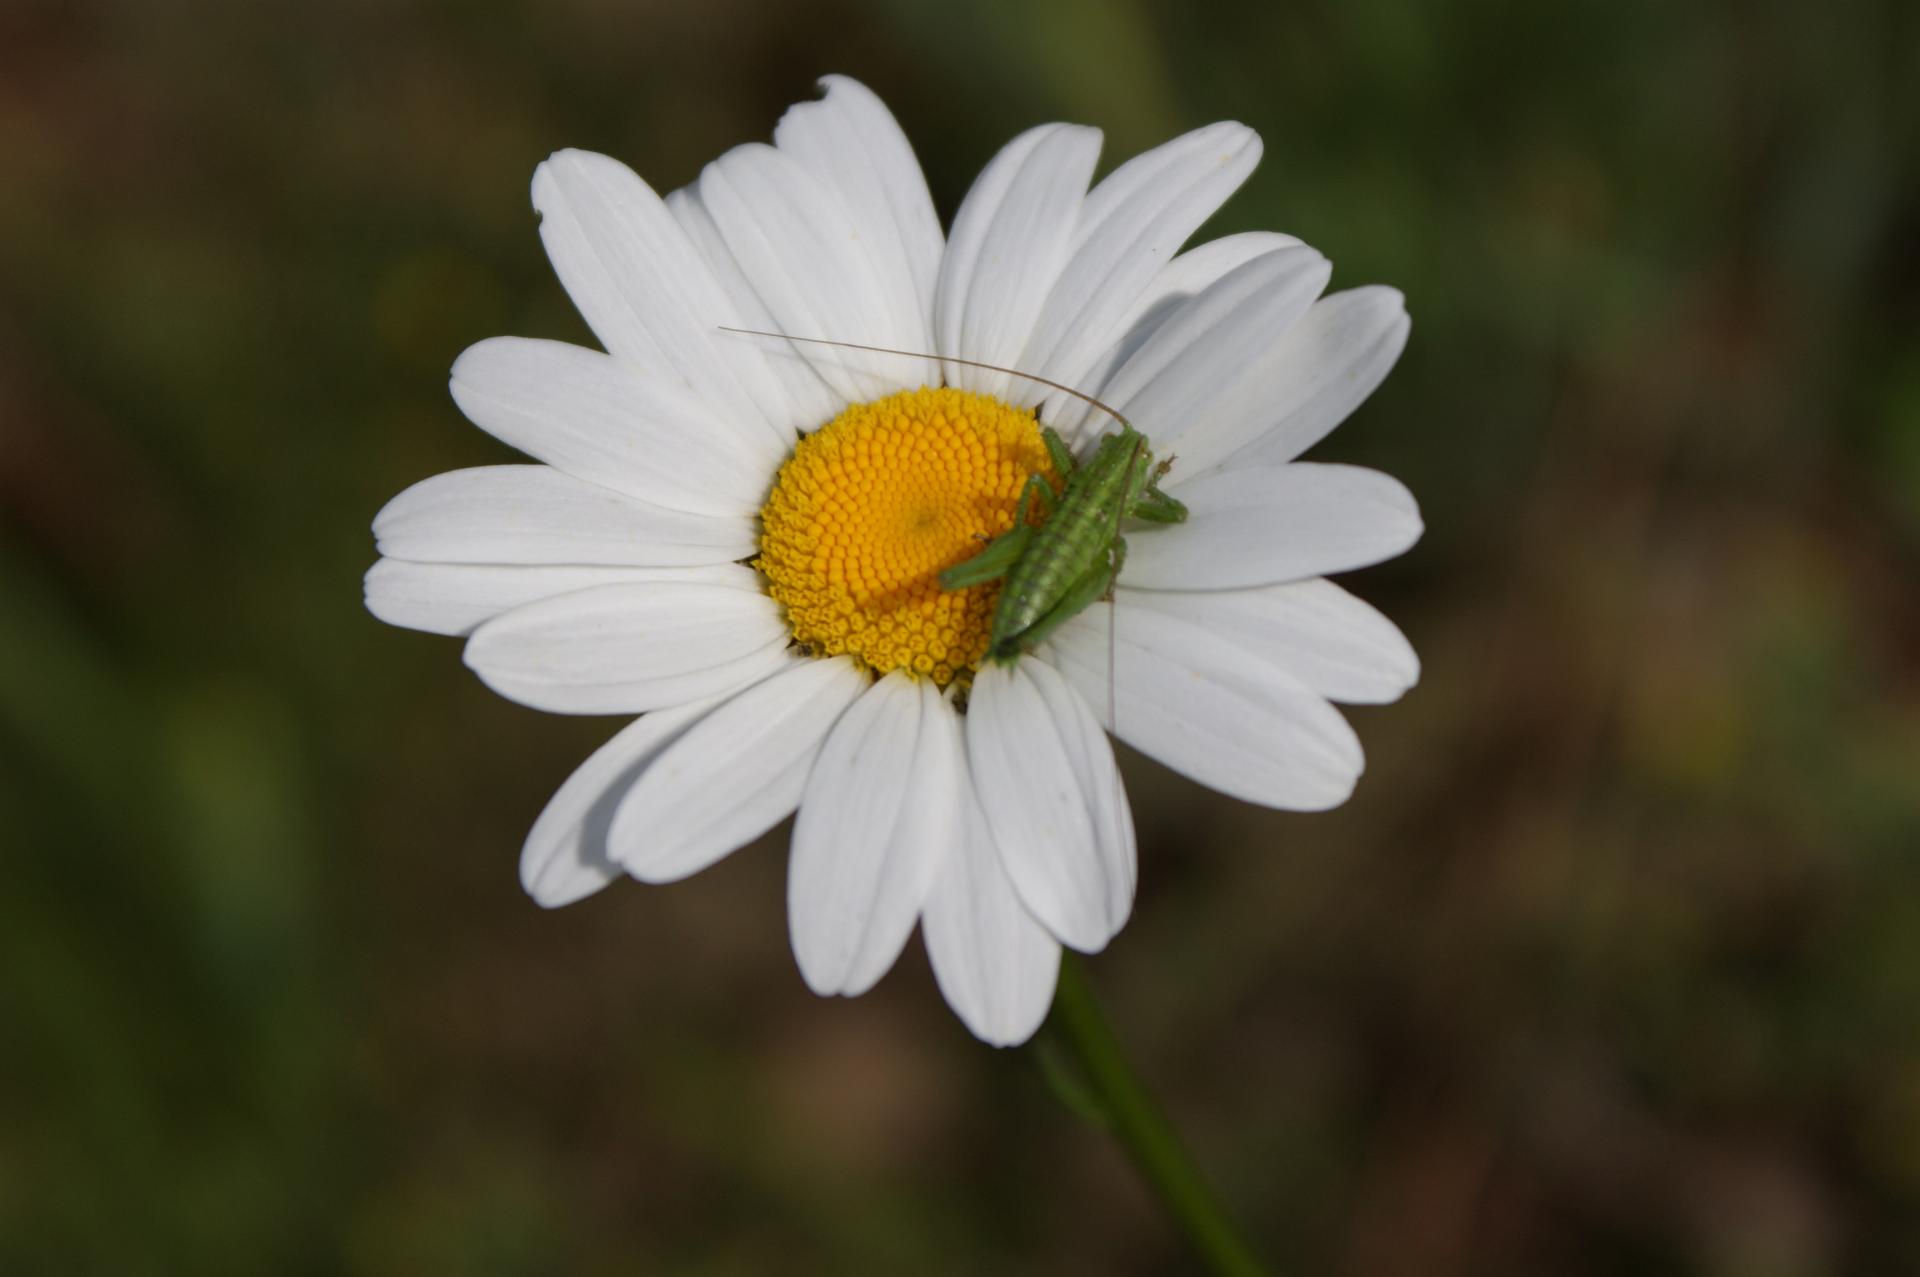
[758,387,1054,686]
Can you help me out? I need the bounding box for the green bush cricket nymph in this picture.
[719,328,1189,671]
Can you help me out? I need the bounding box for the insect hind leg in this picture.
[1100,536,1127,601]
[992,554,1116,661]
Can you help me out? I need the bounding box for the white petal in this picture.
[1119,578,1418,704]
[610,655,869,884]
[1041,230,1301,426]
[965,661,1134,953]
[363,559,747,637]
[519,699,720,908]
[773,75,943,352]
[373,465,755,566]
[666,186,844,433]
[1045,605,1364,811]
[934,124,1102,402]
[1121,463,1422,591]
[921,762,1061,1047]
[449,337,778,517]
[463,579,791,714]
[531,149,793,449]
[1062,247,1329,455]
[698,142,929,401]
[1152,232,1307,308]
[1021,122,1261,401]
[1211,286,1411,469]
[789,675,962,996]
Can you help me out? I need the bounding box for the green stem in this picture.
[1044,954,1273,1277]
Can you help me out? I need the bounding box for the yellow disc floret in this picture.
[757,387,1055,687]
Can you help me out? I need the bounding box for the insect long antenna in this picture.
[717,327,1132,436]
[1105,434,1148,739]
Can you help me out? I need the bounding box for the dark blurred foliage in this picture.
[3,0,1917,1272]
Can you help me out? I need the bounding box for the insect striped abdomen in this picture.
[987,436,1140,659]
[714,328,1186,670]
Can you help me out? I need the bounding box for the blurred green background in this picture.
[3,0,1917,1272]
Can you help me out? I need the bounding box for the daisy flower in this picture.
[365,76,1419,1046]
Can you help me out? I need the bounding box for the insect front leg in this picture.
[1015,472,1056,524]
[1041,426,1078,482]
[1128,485,1187,524]
[938,524,1033,590]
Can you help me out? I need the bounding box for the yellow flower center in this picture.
[757,387,1054,687]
